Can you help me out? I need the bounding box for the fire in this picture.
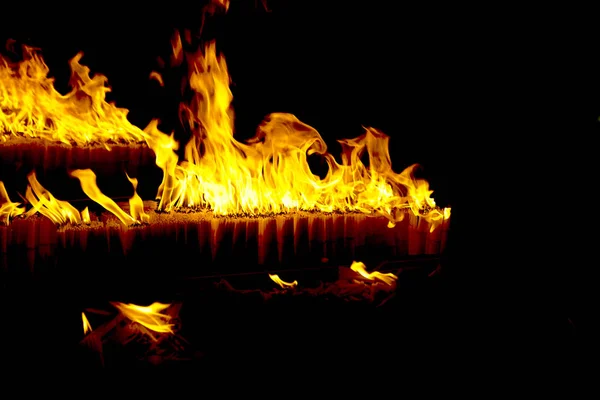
[0,181,24,225]
[23,171,88,225]
[82,312,93,335]
[111,302,174,334]
[70,169,148,225]
[269,274,298,289]
[145,34,443,224]
[0,43,146,148]
[350,261,397,286]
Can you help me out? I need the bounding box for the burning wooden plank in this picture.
[0,140,155,176]
[1,201,448,273]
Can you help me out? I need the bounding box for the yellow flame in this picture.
[111,302,174,334]
[126,173,150,224]
[0,181,24,225]
[23,171,85,225]
[350,261,397,286]
[81,206,91,224]
[444,207,451,220]
[269,274,298,289]
[0,43,146,148]
[82,312,93,335]
[145,37,443,224]
[70,169,146,225]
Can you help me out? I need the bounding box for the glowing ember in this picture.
[0,42,146,148]
[350,261,398,286]
[0,181,24,225]
[111,302,174,334]
[82,312,93,335]
[269,274,298,289]
[145,34,444,225]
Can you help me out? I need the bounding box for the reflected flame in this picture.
[0,181,24,225]
[70,169,147,225]
[111,302,174,334]
[82,312,93,335]
[350,261,397,286]
[0,43,146,148]
[23,171,85,225]
[269,273,298,289]
[145,36,444,223]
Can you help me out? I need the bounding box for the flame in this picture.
[111,302,174,334]
[145,36,443,224]
[0,43,146,148]
[23,171,86,225]
[81,206,91,224]
[269,274,298,289]
[0,181,24,225]
[69,169,147,225]
[126,173,150,224]
[82,312,93,335]
[350,261,397,286]
[149,71,164,87]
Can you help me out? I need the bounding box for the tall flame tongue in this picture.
[23,171,88,225]
[0,43,146,148]
[145,34,443,223]
[70,168,148,226]
[0,181,24,225]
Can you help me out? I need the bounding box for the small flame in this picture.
[70,169,146,225]
[0,44,146,148]
[0,181,24,225]
[81,206,91,224]
[23,171,85,225]
[350,261,398,286]
[82,312,93,335]
[269,274,298,289]
[149,71,164,86]
[444,207,451,220]
[126,173,150,224]
[145,37,444,223]
[111,302,174,334]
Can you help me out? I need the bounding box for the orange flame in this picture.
[82,312,93,335]
[144,36,443,224]
[0,181,24,225]
[111,302,174,334]
[350,261,397,286]
[0,43,146,148]
[70,169,148,225]
[269,274,298,289]
[23,171,86,225]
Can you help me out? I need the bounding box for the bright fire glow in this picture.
[145,34,444,224]
[111,302,174,334]
[0,181,24,225]
[0,42,146,148]
[269,273,298,288]
[350,261,397,286]
[82,312,93,335]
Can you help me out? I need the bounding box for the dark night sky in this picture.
[0,0,480,208]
